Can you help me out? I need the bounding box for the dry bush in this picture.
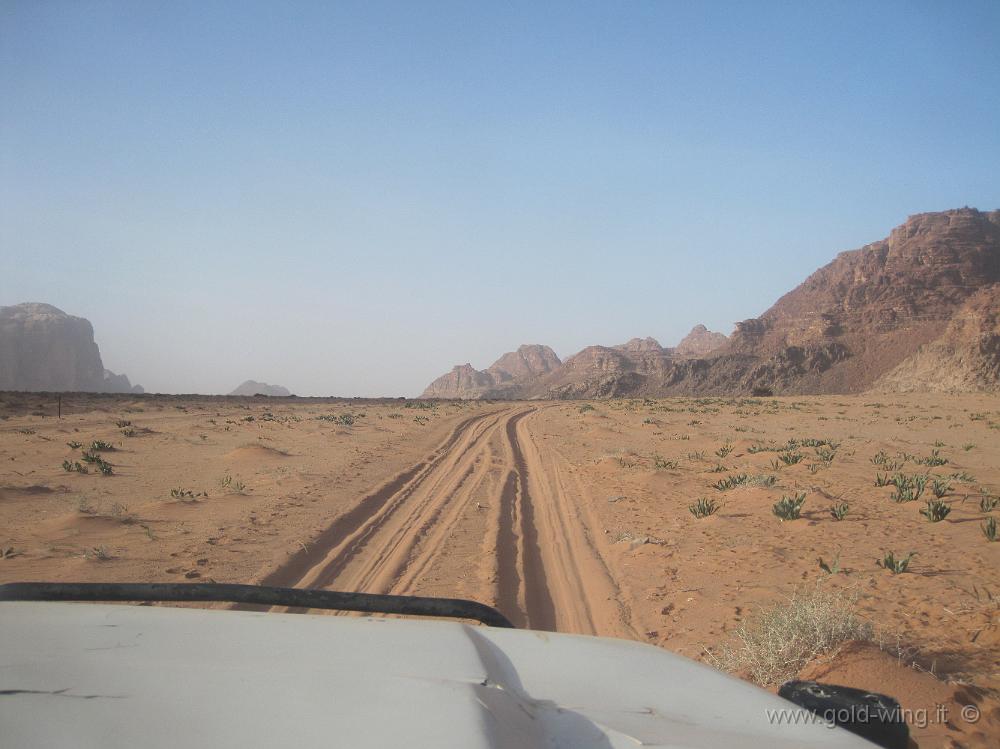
[705,586,873,686]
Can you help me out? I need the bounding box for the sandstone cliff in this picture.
[0,303,142,393]
[421,208,1000,398]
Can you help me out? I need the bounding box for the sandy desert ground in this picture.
[1,392,998,747]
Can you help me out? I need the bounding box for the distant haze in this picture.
[3,2,999,396]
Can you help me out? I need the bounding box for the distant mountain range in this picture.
[422,208,1000,398]
[0,303,142,393]
[229,380,292,397]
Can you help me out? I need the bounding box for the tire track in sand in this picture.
[250,405,633,640]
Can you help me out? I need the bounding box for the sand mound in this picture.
[223,444,290,461]
[797,640,999,748]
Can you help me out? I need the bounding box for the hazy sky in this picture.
[3,1,999,396]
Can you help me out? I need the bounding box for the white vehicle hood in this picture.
[0,602,873,748]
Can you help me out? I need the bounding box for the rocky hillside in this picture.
[421,345,561,398]
[421,208,1000,398]
[0,303,142,393]
[229,380,292,397]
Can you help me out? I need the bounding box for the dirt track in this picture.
[253,405,635,636]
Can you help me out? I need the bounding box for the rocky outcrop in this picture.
[0,303,142,393]
[674,325,728,358]
[421,346,561,399]
[228,380,292,397]
[421,208,1000,398]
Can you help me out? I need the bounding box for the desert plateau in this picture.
[1,390,998,746]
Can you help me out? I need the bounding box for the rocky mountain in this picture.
[229,380,292,397]
[421,345,562,399]
[421,208,1000,398]
[0,303,142,393]
[674,325,728,358]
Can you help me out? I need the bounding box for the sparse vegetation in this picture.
[89,440,115,451]
[772,492,806,521]
[88,545,112,561]
[983,516,998,542]
[980,494,999,513]
[829,502,849,521]
[653,455,678,470]
[930,478,951,499]
[689,497,719,518]
[778,451,804,466]
[221,475,247,493]
[712,473,776,491]
[878,551,916,574]
[66,440,83,449]
[705,586,872,686]
[919,499,951,522]
[715,443,733,459]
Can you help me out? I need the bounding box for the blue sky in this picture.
[2,1,998,395]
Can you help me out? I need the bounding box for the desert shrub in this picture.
[221,475,246,493]
[829,502,849,521]
[705,587,872,686]
[878,551,916,574]
[689,497,719,518]
[919,499,951,522]
[980,494,999,513]
[715,443,734,459]
[653,455,678,470]
[915,449,948,467]
[773,492,806,521]
[930,478,951,499]
[115,420,132,428]
[578,404,595,413]
[90,440,115,451]
[779,451,804,466]
[713,473,776,491]
[66,440,83,449]
[983,516,998,542]
[870,450,890,465]
[814,445,837,463]
[88,545,111,561]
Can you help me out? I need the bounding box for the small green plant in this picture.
[815,445,836,463]
[871,450,890,465]
[983,516,998,542]
[713,473,776,491]
[715,443,733,459]
[653,455,678,470]
[121,427,136,437]
[889,473,927,502]
[874,473,890,487]
[829,502,849,521]
[930,478,951,499]
[962,443,975,451]
[919,499,951,522]
[689,497,720,518]
[778,451,805,466]
[90,440,115,451]
[772,492,806,521]
[96,458,113,476]
[170,488,197,501]
[115,420,132,428]
[878,551,916,574]
[915,449,948,467]
[980,494,999,513]
[221,475,247,493]
[66,440,83,449]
